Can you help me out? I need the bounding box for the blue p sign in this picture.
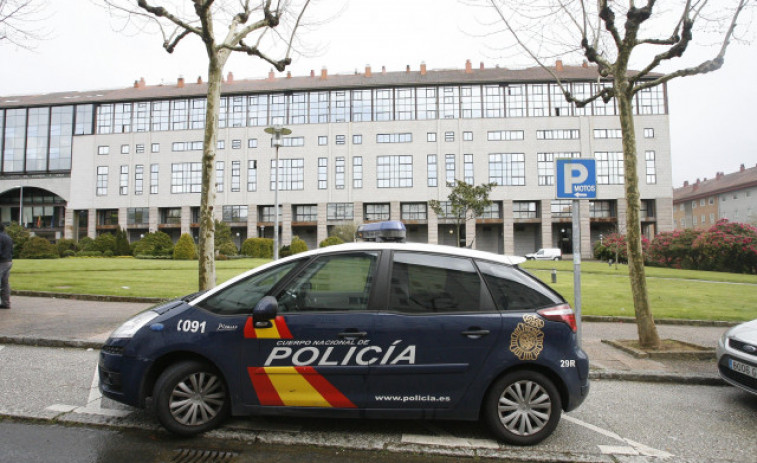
[556,159,597,199]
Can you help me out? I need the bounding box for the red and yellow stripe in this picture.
[244,316,293,339]
[248,366,356,408]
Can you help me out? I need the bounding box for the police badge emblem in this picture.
[509,314,545,360]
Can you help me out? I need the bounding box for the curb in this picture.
[582,315,738,328]
[11,290,164,304]
[0,336,103,350]
[588,369,724,386]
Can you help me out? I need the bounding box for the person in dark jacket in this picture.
[0,223,13,309]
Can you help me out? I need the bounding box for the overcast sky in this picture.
[1,0,755,187]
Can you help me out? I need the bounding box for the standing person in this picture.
[0,223,13,309]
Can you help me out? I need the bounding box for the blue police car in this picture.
[99,242,589,445]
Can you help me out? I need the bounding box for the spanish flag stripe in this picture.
[264,367,332,407]
[274,316,293,339]
[295,366,357,408]
[247,367,284,406]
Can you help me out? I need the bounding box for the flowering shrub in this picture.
[691,220,757,274]
[647,228,703,269]
[593,233,649,263]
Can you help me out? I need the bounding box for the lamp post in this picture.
[264,126,291,260]
[15,185,23,227]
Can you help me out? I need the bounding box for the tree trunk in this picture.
[616,82,661,349]
[198,59,222,290]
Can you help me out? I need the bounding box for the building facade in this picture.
[0,60,673,257]
[673,164,757,229]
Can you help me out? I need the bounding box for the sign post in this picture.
[555,159,597,347]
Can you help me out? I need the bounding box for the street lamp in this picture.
[264,125,291,260]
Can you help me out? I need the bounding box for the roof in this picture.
[0,62,651,109]
[673,164,757,202]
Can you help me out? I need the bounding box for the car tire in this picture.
[553,257,560,261]
[153,360,230,436]
[483,370,562,446]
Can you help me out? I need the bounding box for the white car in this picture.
[525,248,563,261]
[717,319,757,395]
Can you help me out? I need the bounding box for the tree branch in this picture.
[136,0,203,37]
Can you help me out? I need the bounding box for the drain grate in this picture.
[171,448,239,463]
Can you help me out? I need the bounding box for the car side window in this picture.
[389,252,481,313]
[476,261,562,311]
[277,252,378,313]
[197,260,301,315]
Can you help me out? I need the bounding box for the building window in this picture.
[444,131,455,142]
[460,85,482,118]
[276,136,304,147]
[190,98,205,129]
[377,155,413,188]
[127,207,149,225]
[427,154,438,187]
[289,92,307,125]
[440,86,459,119]
[513,201,537,219]
[596,152,624,184]
[417,87,438,120]
[365,203,390,221]
[99,209,119,226]
[151,100,169,131]
[217,140,225,150]
[98,145,109,155]
[172,141,203,152]
[527,83,549,117]
[135,165,144,195]
[373,88,393,121]
[270,158,304,190]
[353,157,363,189]
[377,133,412,143]
[593,129,623,139]
[231,139,242,150]
[483,85,504,118]
[636,85,665,115]
[121,144,129,155]
[215,161,224,193]
[464,154,474,184]
[550,83,572,116]
[318,157,328,189]
[318,136,327,146]
[487,130,524,141]
[96,166,108,196]
[171,100,188,131]
[401,203,427,221]
[589,200,615,218]
[536,129,580,140]
[270,93,287,125]
[641,200,655,219]
[427,132,437,142]
[248,138,258,148]
[96,104,113,134]
[644,128,655,138]
[222,205,248,222]
[352,134,362,145]
[247,160,257,192]
[396,87,416,120]
[162,208,182,225]
[505,84,525,117]
[294,205,317,222]
[331,90,349,123]
[151,143,160,153]
[327,203,354,220]
[248,95,267,127]
[551,200,572,218]
[136,144,145,154]
[537,152,580,186]
[335,135,345,145]
[335,157,345,189]
[488,153,526,186]
[645,150,657,184]
[171,162,202,193]
[150,164,159,194]
[259,205,281,223]
[231,160,241,192]
[74,104,94,135]
[351,89,371,122]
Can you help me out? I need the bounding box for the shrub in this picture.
[289,236,308,255]
[103,250,114,257]
[56,239,78,257]
[279,245,292,258]
[173,233,197,260]
[77,236,95,252]
[6,222,30,258]
[329,223,357,243]
[319,236,344,248]
[648,229,703,269]
[20,236,59,259]
[241,237,273,258]
[77,250,103,257]
[692,220,757,274]
[217,241,238,257]
[215,220,237,256]
[93,233,117,254]
[114,228,131,256]
[593,233,649,264]
[133,231,174,257]
[62,249,76,258]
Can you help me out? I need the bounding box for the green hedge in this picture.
[241,237,273,258]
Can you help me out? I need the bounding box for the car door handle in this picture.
[338,330,368,339]
[461,329,490,339]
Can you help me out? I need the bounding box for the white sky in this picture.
[1,0,755,187]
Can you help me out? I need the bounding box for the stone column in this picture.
[466,217,476,249]
[149,207,159,233]
[64,209,74,240]
[180,205,191,236]
[118,207,128,232]
[87,209,96,239]
[247,205,258,238]
[502,199,514,255]
[427,207,438,244]
[541,199,553,249]
[390,201,401,221]
[282,203,292,245]
[317,203,328,244]
[617,198,628,234]
[353,202,363,224]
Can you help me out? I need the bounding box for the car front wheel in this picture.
[153,360,230,436]
[483,370,562,445]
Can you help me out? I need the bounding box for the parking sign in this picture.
[556,159,597,199]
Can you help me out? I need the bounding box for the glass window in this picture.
[26,107,49,172]
[134,165,144,195]
[335,156,345,189]
[427,154,438,187]
[445,131,455,142]
[395,88,415,120]
[335,135,345,145]
[222,205,248,222]
[377,155,413,188]
[483,85,504,118]
[463,131,473,141]
[309,91,329,124]
[351,89,372,122]
[477,261,560,311]
[171,162,202,193]
[595,152,624,184]
[318,157,327,189]
[270,159,304,190]
[151,143,160,153]
[389,252,481,313]
[248,138,258,148]
[645,150,657,184]
[277,252,378,313]
[318,136,327,146]
[289,92,307,125]
[589,200,614,218]
[505,84,525,117]
[120,165,129,195]
[270,93,286,125]
[127,207,149,225]
[330,90,349,123]
[353,157,363,189]
[216,161,224,193]
[644,128,655,138]
[464,154,474,184]
[417,87,438,120]
[352,134,362,144]
[460,85,482,118]
[550,200,572,218]
[231,160,241,192]
[294,205,317,222]
[247,160,257,192]
[189,98,205,129]
[537,152,580,186]
[199,260,300,315]
[151,101,170,131]
[74,104,94,135]
[49,106,74,171]
[230,96,246,127]
[373,88,393,121]
[96,104,113,134]
[513,201,538,219]
[445,154,455,185]
[440,86,459,119]
[96,166,108,196]
[150,164,159,194]
[248,95,268,127]
[489,153,525,186]
[171,100,188,130]
[427,132,437,142]
[401,203,427,221]
[550,83,572,117]
[327,203,354,220]
[365,203,390,221]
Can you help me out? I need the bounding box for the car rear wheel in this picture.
[153,360,230,436]
[483,370,562,445]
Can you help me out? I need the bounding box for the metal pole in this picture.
[19,186,23,227]
[273,143,279,260]
[572,199,582,347]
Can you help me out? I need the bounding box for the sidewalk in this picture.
[0,295,727,385]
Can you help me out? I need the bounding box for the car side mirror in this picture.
[253,296,278,325]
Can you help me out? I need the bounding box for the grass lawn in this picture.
[9,257,757,322]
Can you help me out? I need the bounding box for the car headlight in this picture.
[110,311,159,339]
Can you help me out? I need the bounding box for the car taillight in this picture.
[537,304,577,332]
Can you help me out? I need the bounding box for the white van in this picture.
[525,248,562,261]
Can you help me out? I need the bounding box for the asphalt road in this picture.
[1,344,756,463]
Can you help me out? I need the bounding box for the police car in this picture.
[99,242,589,445]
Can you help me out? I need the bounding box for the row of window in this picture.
[88,82,665,135]
[679,189,753,211]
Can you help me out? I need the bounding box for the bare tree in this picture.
[104,0,312,290]
[0,0,48,49]
[478,0,752,348]
[429,180,494,248]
